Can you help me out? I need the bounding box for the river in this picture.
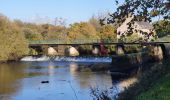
[0,57,138,100]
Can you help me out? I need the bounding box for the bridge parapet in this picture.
[28,39,170,61]
[29,40,67,45]
[29,39,117,45]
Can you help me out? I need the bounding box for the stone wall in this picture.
[163,44,170,56]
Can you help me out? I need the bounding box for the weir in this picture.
[22,40,170,74]
[28,39,170,60]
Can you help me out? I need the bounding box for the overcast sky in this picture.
[0,0,122,25]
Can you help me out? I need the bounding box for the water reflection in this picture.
[0,63,27,99]
[70,63,112,89]
[0,62,139,100]
[69,63,79,75]
[48,62,55,76]
[118,77,138,91]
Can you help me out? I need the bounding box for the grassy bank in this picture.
[118,59,170,100]
[135,74,170,100]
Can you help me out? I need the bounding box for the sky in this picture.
[0,0,119,25]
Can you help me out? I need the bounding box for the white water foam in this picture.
[21,56,112,63]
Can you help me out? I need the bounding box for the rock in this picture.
[157,46,163,60]
[67,46,79,56]
[41,81,49,84]
[153,46,163,61]
[116,46,125,55]
[92,47,99,55]
[48,47,58,56]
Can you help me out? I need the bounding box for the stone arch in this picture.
[92,44,100,55]
[48,47,58,56]
[65,46,79,57]
[159,44,168,59]
[30,46,43,55]
[152,44,164,61]
[115,44,125,55]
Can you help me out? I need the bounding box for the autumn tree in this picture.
[22,28,43,40]
[47,25,67,40]
[89,15,101,32]
[100,25,117,41]
[0,14,28,61]
[67,22,99,41]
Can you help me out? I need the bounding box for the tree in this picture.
[153,20,170,37]
[22,28,43,40]
[89,15,102,32]
[0,15,28,61]
[13,19,24,27]
[54,17,66,26]
[47,25,67,40]
[41,24,50,39]
[109,0,169,23]
[103,0,170,35]
[100,25,117,41]
[67,22,99,41]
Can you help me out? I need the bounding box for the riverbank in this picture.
[136,74,170,100]
[118,59,170,100]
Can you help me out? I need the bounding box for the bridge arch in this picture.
[115,44,125,55]
[159,44,168,59]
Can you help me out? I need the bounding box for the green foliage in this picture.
[0,15,28,61]
[108,0,170,24]
[67,22,100,41]
[154,20,170,38]
[22,28,43,40]
[136,75,170,100]
[47,25,67,40]
[100,25,117,41]
[150,10,160,17]
[125,45,141,53]
[125,33,143,42]
[29,48,38,55]
[89,16,102,32]
[103,0,170,39]
[0,13,120,59]
[78,45,93,55]
[90,87,111,100]
[118,59,170,100]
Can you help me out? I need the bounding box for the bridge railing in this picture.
[29,40,68,44]
[29,39,117,45]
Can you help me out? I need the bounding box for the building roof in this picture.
[135,21,154,30]
[117,20,154,34]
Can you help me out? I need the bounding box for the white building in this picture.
[117,16,156,42]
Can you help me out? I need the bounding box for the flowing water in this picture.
[0,57,137,100]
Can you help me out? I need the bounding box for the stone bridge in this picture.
[28,39,170,61]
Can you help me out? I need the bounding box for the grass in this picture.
[135,74,170,100]
[118,59,170,100]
